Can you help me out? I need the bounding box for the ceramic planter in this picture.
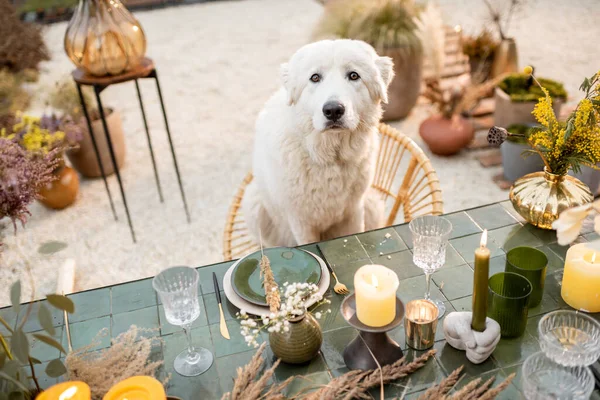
[569,165,600,196]
[510,168,593,229]
[419,114,475,156]
[67,109,126,178]
[494,87,563,128]
[38,164,79,209]
[381,47,423,121]
[490,38,518,78]
[269,313,323,364]
[501,139,544,182]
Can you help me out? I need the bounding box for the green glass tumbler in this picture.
[505,246,547,307]
[487,272,532,338]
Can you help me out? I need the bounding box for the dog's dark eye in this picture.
[348,71,360,81]
[310,74,321,83]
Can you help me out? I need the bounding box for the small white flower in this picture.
[269,313,275,319]
[315,312,322,319]
[284,326,290,332]
[240,310,247,317]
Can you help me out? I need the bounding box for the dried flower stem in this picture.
[260,255,281,313]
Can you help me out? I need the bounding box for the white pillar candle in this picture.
[354,264,399,327]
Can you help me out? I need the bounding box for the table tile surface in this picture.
[5,201,600,398]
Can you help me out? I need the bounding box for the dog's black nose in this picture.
[323,101,345,121]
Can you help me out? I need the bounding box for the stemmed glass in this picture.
[153,266,213,376]
[409,215,452,317]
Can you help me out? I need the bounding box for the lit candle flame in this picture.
[592,253,597,264]
[371,273,379,288]
[59,387,78,400]
[480,229,488,248]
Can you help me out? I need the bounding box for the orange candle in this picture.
[36,382,90,400]
[103,376,166,400]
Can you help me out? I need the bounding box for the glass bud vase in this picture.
[509,167,593,229]
[269,313,323,364]
[64,0,147,76]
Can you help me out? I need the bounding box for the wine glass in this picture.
[153,266,213,376]
[409,215,452,318]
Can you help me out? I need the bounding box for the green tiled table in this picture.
[6,201,600,399]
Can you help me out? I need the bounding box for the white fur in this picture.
[243,40,395,247]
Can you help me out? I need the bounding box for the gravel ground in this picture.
[1,0,599,305]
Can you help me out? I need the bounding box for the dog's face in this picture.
[281,40,394,133]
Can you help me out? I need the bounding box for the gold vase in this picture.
[509,167,593,229]
[64,0,146,76]
[490,38,518,78]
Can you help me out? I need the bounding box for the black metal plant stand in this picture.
[72,57,190,243]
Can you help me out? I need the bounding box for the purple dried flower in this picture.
[0,138,57,230]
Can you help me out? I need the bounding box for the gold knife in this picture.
[213,272,230,340]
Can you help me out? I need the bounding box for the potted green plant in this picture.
[313,0,423,120]
[46,79,126,178]
[495,72,567,127]
[462,29,499,84]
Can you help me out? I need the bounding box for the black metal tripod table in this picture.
[72,57,190,243]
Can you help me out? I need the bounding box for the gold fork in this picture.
[325,263,349,295]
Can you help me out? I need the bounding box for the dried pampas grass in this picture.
[65,325,166,399]
[221,344,515,400]
[260,254,281,313]
[414,2,445,80]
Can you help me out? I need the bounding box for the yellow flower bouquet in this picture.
[525,69,600,176]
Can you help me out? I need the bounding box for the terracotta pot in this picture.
[419,114,475,156]
[38,165,79,209]
[494,87,563,128]
[381,47,423,121]
[67,109,126,178]
[269,313,323,364]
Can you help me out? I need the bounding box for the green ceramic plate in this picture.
[231,247,322,307]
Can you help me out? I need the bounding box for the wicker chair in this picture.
[223,123,443,260]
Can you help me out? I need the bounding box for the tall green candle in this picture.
[472,229,490,332]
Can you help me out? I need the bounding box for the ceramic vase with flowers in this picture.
[238,253,329,364]
[488,67,600,229]
[239,281,329,364]
[2,114,83,209]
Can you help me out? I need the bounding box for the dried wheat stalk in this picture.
[260,254,281,313]
[418,367,516,400]
[65,326,165,400]
[222,342,289,400]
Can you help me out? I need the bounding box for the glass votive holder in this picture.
[405,299,439,350]
[487,272,532,338]
[505,246,548,307]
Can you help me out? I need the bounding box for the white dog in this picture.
[242,39,395,247]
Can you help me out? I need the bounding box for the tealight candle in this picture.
[561,243,600,313]
[36,382,90,400]
[354,264,399,327]
[103,376,166,400]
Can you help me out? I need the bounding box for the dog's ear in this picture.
[280,62,301,106]
[373,56,395,103]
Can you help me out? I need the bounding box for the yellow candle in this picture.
[36,382,90,400]
[562,243,600,313]
[354,264,399,327]
[103,376,166,400]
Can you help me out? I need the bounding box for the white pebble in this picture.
[387,255,392,260]
[343,239,348,243]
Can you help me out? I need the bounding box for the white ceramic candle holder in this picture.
[443,311,501,364]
